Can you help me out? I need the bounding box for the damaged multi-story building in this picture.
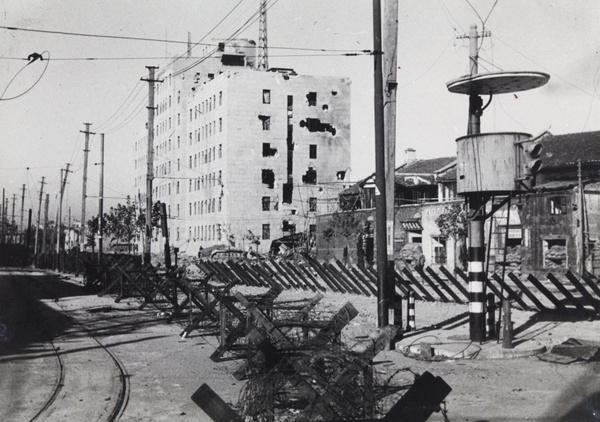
[133,40,351,256]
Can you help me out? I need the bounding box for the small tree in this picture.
[103,196,160,254]
[435,203,468,270]
[86,215,99,254]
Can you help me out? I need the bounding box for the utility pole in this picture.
[20,184,25,244]
[463,24,490,342]
[11,194,16,243]
[383,0,399,333]
[1,188,5,244]
[43,194,49,266]
[56,164,71,269]
[142,66,161,265]
[373,0,389,328]
[80,123,95,252]
[35,177,45,265]
[578,159,586,274]
[98,133,105,265]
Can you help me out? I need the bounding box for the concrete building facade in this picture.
[134,42,351,256]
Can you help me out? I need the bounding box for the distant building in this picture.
[133,40,351,256]
[317,153,460,269]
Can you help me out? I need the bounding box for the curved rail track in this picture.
[0,270,130,422]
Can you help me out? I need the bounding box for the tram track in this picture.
[0,269,130,422]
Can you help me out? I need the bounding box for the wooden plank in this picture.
[350,266,378,296]
[547,273,586,312]
[415,268,450,302]
[307,258,344,293]
[268,259,302,290]
[438,266,470,300]
[582,273,600,299]
[491,274,531,311]
[191,384,244,422]
[335,260,374,296]
[526,274,565,310]
[311,302,359,347]
[282,261,318,292]
[508,273,548,311]
[425,267,464,304]
[326,263,365,295]
[485,275,506,302]
[565,271,600,313]
[402,268,436,302]
[393,271,415,299]
[297,263,328,292]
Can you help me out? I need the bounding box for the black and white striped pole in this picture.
[468,196,486,342]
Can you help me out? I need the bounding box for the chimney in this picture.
[405,148,416,163]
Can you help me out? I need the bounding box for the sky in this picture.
[0,0,599,226]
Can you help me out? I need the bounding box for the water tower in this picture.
[446,25,550,342]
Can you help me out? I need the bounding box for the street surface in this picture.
[2,268,600,421]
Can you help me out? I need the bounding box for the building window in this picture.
[309,144,317,159]
[219,91,222,106]
[309,197,317,212]
[262,224,270,240]
[263,143,277,157]
[259,115,271,130]
[219,144,222,158]
[263,89,271,104]
[261,169,275,189]
[549,196,567,215]
[302,167,317,185]
[219,117,222,132]
[432,236,447,264]
[262,196,270,211]
[307,92,317,106]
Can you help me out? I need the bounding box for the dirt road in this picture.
[2,268,600,421]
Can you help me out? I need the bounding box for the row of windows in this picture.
[189,197,221,216]
[190,91,222,121]
[189,119,222,145]
[189,146,222,169]
[189,224,221,242]
[261,196,317,212]
[189,171,222,191]
[262,142,317,159]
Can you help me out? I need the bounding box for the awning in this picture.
[401,221,423,231]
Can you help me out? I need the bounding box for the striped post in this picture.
[468,210,486,342]
[406,291,415,332]
[486,293,496,339]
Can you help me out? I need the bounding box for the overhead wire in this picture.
[0,51,50,101]
[95,80,146,132]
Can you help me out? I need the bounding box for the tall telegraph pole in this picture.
[98,133,105,265]
[142,67,160,265]
[383,0,399,330]
[80,123,95,251]
[373,0,389,327]
[19,184,25,244]
[35,177,45,264]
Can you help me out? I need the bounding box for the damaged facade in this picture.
[133,40,351,255]
[317,132,600,277]
[316,153,461,269]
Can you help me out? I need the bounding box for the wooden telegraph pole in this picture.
[142,66,161,265]
[98,133,105,265]
[35,177,45,265]
[383,0,400,333]
[80,123,95,251]
[372,0,389,327]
